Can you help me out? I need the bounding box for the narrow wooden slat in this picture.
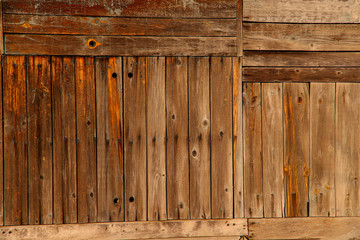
[210,57,233,219]
[189,57,211,219]
[5,35,237,56]
[233,57,244,218]
[123,57,147,222]
[310,83,335,217]
[243,0,360,23]
[75,57,97,223]
[166,57,189,220]
[96,57,124,222]
[244,52,360,67]
[243,68,360,83]
[0,56,3,225]
[4,15,236,37]
[0,0,3,54]
[236,0,243,56]
[262,83,284,218]
[3,56,28,225]
[336,83,360,216]
[244,23,360,51]
[243,82,263,218]
[27,56,52,224]
[146,57,167,221]
[3,0,236,18]
[283,83,310,217]
[52,56,77,224]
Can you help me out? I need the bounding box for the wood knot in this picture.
[87,39,101,49]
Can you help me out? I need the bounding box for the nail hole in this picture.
[114,198,119,204]
[128,72,133,78]
[89,40,96,48]
[39,175,44,180]
[90,192,94,198]
[171,114,176,120]
[202,120,208,127]
[87,120,91,125]
[298,97,302,104]
[112,72,117,78]
[220,131,224,137]
[192,150,197,157]
[129,196,135,202]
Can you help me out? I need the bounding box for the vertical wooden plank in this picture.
[336,83,360,217]
[28,56,52,224]
[166,57,189,220]
[0,0,3,54]
[262,83,284,218]
[210,57,233,219]
[233,57,244,218]
[310,83,335,217]
[96,57,124,222]
[52,56,77,224]
[124,57,147,221]
[146,57,167,221]
[75,57,97,223]
[237,0,243,56]
[0,56,3,226]
[283,83,310,217]
[243,82,263,218]
[4,56,28,225]
[189,57,211,219]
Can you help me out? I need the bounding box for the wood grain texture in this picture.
[52,57,77,224]
[236,0,243,56]
[243,68,360,83]
[243,0,360,23]
[189,57,211,219]
[96,57,124,222]
[123,57,147,221]
[336,83,360,216]
[210,57,233,219]
[283,83,310,217]
[3,56,28,225]
[243,83,263,218]
[146,57,167,221]
[5,35,237,56]
[244,23,360,51]
[166,57,189,220]
[4,15,236,37]
[262,83,284,218]
[27,56,52,225]
[0,0,3,54]
[75,57,97,223]
[3,0,236,18]
[0,57,3,226]
[310,83,335,217]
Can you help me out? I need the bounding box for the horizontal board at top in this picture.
[3,0,236,18]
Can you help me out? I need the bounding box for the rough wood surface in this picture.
[27,56,53,224]
[0,57,3,225]
[236,0,243,56]
[0,0,3,54]
[310,83,335,217]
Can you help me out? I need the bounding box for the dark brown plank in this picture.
[0,0,3,54]
[244,23,360,51]
[4,56,28,225]
[188,57,211,219]
[283,83,310,217]
[166,57,189,220]
[75,57,97,223]
[3,0,236,18]
[96,57,124,222]
[243,68,360,83]
[52,57,77,224]
[0,56,3,225]
[5,34,237,56]
[123,57,147,222]
[4,15,236,37]
[27,56,52,224]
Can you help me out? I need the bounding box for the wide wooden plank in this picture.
[244,23,360,51]
[283,83,310,217]
[210,57,233,219]
[3,0,236,18]
[243,83,263,218]
[123,57,147,222]
[4,15,236,37]
[310,83,335,217]
[249,217,360,240]
[166,57,189,220]
[244,52,360,67]
[262,83,284,218]
[0,56,3,225]
[336,83,360,216]
[147,57,167,221]
[5,35,237,56]
[96,57,124,222]
[243,68,360,83]
[3,56,28,225]
[0,219,247,240]
[52,57,77,224]
[75,57,97,223]
[27,56,52,224]
[189,57,211,219]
